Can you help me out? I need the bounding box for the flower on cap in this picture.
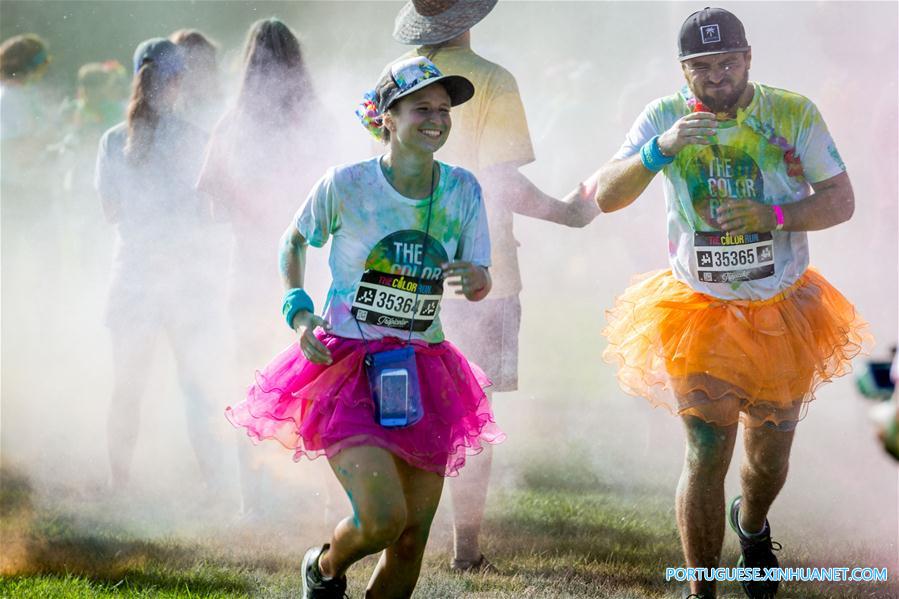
[356,89,385,141]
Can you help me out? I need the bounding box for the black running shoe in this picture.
[728,496,782,599]
[302,544,347,598]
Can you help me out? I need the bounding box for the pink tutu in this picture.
[225,332,505,477]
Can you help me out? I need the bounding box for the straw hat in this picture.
[393,0,499,45]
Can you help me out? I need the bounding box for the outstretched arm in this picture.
[592,153,657,214]
[480,163,599,228]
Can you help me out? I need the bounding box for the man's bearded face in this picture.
[683,51,750,114]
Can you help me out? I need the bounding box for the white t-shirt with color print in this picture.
[295,157,491,344]
[614,82,847,300]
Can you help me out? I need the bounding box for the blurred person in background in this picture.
[95,38,226,499]
[197,17,332,520]
[169,28,223,132]
[169,27,233,387]
[390,0,599,572]
[0,33,52,146]
[594,8,869,598]
[53,60,129,288]
[1,33,63,357]
[59,60,129,140]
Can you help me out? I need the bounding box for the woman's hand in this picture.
[292,310,333,364]
[442,261,490,301]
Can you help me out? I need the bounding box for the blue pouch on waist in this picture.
[364,345,423,428]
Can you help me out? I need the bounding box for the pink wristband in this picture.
[772,205,785,230]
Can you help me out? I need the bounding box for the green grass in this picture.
[1,462,894,598]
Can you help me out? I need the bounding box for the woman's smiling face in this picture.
[385,83,452,154]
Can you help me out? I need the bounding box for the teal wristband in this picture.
[282,288,315,329]
[640,135,674,172]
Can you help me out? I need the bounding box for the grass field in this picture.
[2,297,893,598]
[2,451,895,599]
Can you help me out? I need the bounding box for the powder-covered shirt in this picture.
[614,82,847,300]
[295,157,491,344]
[95,118,211,277]
[399,45,535,298]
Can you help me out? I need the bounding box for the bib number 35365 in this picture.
[694,231,775,283]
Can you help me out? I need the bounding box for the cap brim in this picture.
[393,0,498,45]
[679,47,750,62]
[389,74,475,108]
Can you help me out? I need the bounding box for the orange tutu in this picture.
[602,268,872,428]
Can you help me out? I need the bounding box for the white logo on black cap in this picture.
[701,24,721,44]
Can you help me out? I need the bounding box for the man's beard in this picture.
[695,71,749,114]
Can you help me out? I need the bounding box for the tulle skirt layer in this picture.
[602,268,871,427]
[226,333,504,476]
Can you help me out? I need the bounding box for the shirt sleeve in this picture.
[455,176,491,267]
[794,101,847,184]
[294,168,339,247]
[94,130,124,209]
[612,103,660,160]
[477,69,536,170]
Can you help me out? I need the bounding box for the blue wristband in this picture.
[282,288,315,329]
[640,135,675,172]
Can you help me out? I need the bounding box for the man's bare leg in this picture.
[738,423,795,534]
[676,413,738,597]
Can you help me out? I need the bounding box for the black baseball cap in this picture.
[678,7,749,61]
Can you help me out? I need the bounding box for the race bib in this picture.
[350,229,449,333]
[694,231,775,283]
[352,270,443,332]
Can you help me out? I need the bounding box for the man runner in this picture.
[594,8,869,598]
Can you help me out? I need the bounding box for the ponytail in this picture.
[124,62,162,163]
